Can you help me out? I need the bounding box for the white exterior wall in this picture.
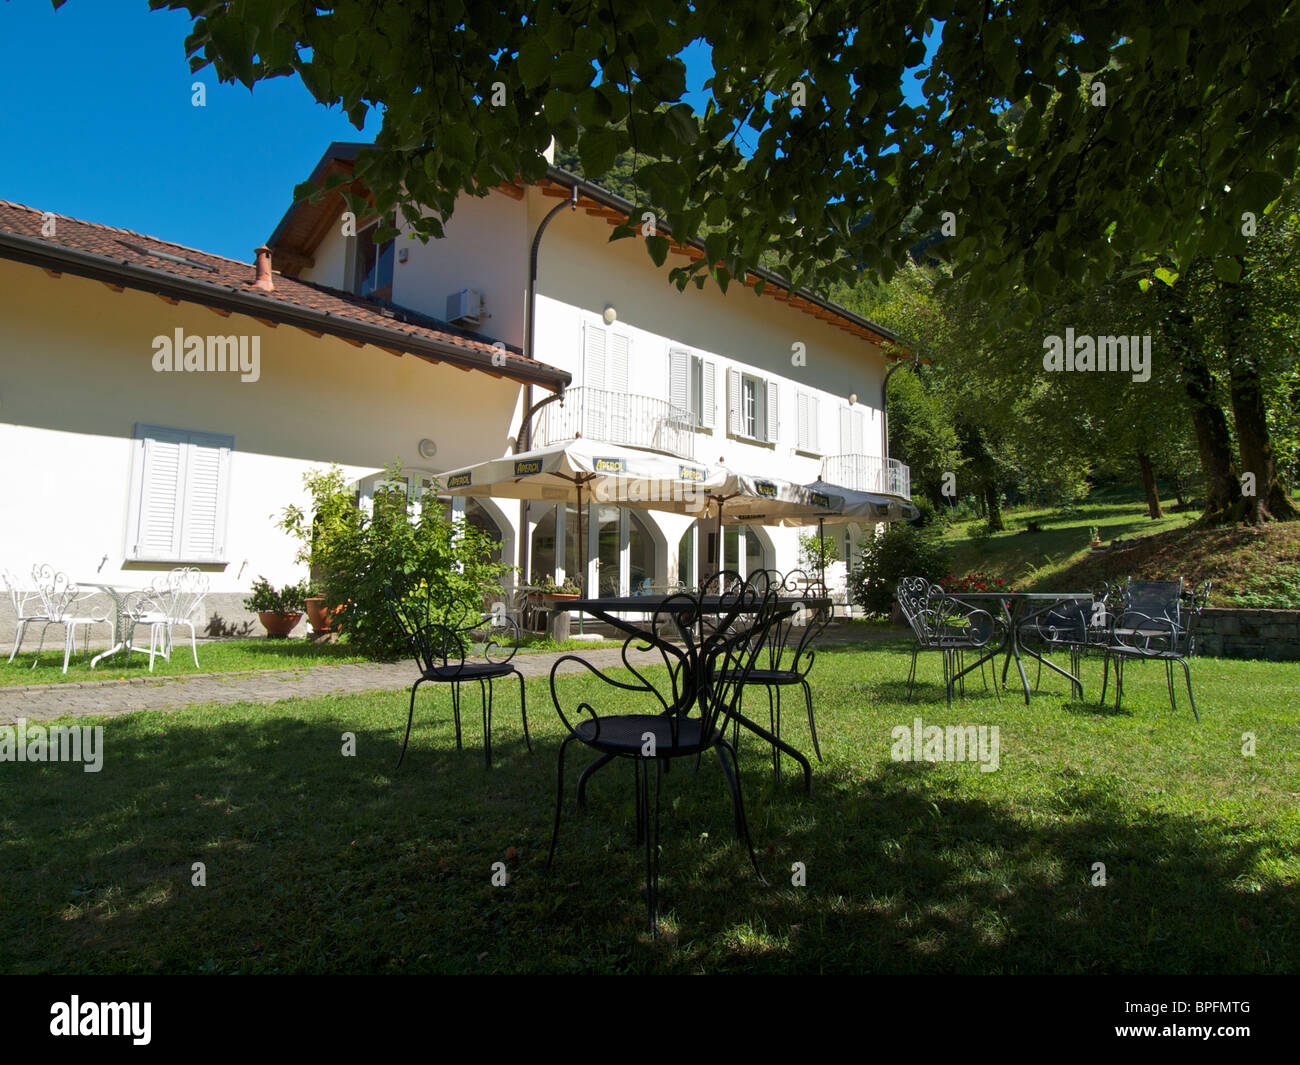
[0,260,523,637]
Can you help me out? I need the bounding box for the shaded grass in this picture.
[1,644,1296,973]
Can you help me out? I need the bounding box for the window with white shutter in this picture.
[126,424,233,562]
[669,348,716,430]
[839,405,867,453]
[797,391,821,452]
[727,370,776,442]
[582,322,630,442]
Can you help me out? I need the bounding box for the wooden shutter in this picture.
[851,409,866,453]
[727,368,743,435]
[808,394,820,451]
[700,361,715,428]
[582,323,608,439]
[129,425,232,561]
[608,332,630,442]
[180,433,230,559]
[669,348,689,416]
[135,430,185,559]
[766,379,779,443]
[797,392,810,450]
[840,406,853,453]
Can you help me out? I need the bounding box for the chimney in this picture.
[251,245,274,292]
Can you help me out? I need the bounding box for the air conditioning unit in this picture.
[446,288,484,327]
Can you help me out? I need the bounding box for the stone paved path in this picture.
[0,623,906,726]
[0,648,633,726]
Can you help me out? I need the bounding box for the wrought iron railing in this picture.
[535,387,696,460]
[821,453,911,499]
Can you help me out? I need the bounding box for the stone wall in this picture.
[1195,607,1300,661]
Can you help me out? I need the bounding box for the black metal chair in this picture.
[1017,584,1112,698]
[724,569,832,779]
[384,580,532,768]
[1100,578,1211,721]
[897,577,1002,706]
[545,577,791,934]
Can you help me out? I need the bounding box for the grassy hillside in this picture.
[939,491,1300,608]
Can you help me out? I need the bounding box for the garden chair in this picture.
[897,576,1002,707]
[723,569,832,779]
[4,567,48,663]
[1100,578,1210,721]
[545,576,790,934]
[384,580,532,768]
[1017,583,1113,697]
[122,567,209,671]
[26,564,112,674]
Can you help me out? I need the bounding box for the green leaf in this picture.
[517,40,552,91]
[1212,256,1242,284]
[646,235,670,267]
[578,126,618,177]
[663,103,700,145]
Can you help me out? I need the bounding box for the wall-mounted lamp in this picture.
[849,393,858,406]
[418,438,438,460]
[602,304,618,325]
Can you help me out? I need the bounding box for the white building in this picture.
[0,141,909,639]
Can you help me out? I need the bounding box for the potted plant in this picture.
[244,576,309,637]
[303,586,345,633]
[1089,526,1103,548]
[534,574,581,601]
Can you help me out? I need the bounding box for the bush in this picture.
[797,530,841,573]
[939,572,1012,595]
[276,464,510,659]
[847,523,951,614]
[243,576,310,614]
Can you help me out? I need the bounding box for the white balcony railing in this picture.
[821,454,911,499]
[536,386,696,461]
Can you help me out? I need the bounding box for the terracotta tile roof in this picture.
[0,199,569,389]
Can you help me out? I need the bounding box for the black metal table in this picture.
[949,592,1094,705]
[556,595,831,795]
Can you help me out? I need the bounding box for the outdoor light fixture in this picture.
[602,304,617,325]
[418,438,437,459]
[849,393,858,405]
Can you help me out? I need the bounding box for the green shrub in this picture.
[242,577,310,614]
[276,464,510,659]
[847,523,951,614]
[797,530,841,573]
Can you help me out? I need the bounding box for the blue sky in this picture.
[1,2,929,265]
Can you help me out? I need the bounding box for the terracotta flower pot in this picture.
[259,611,303,638]
[304,598,343,633]
[544,592,580,602]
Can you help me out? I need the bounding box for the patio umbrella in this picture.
[436,438,727,597]
[798,479,921,585]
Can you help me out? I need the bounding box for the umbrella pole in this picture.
[715,500,723,579]
[819,517,826,588]
[578,483,586,635]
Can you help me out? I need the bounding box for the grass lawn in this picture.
[2,642,1296,973]
[0,632,618,687]
[940,489,1300,608]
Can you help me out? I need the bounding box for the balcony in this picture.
[821,454,911,499]
[535,386,696,461]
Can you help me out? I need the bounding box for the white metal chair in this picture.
[124,568,209,671]
[4,567,49,663]
[27,564,112,674]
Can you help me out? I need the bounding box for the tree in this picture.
[148,0,1300,300]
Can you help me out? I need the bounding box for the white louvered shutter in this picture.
[797,393,810,450]
[766,380,779,443]
[808,395,820,452]
[582,324,608,439]
[700,361,715,428]
[135,431,185,559]
[180,433,229,559]
[852,409,866,453]
[669,348,689,418]
[840,406,853,453]
[608,332,630,442]
[727,368,743,435]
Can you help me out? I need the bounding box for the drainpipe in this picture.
[517,185,578,585]
[880,354,919,467]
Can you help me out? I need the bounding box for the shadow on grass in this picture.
[1,683,1292,975]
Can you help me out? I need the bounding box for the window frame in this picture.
[124,423,234,564]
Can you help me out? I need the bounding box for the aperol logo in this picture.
[446,473,472,489]
[810,491,832,508]
[679,465,705,482]
[514,459,542,477]
[593,457,626,474]
[755,480,778,499]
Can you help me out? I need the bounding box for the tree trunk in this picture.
[1220,267,1300,522]
[983,484,1004,531]
[1161,271,1241,523]
[1137,452,1164,518]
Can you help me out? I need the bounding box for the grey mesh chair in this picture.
[1100,578,1210,720]
[897,577,1002,707]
